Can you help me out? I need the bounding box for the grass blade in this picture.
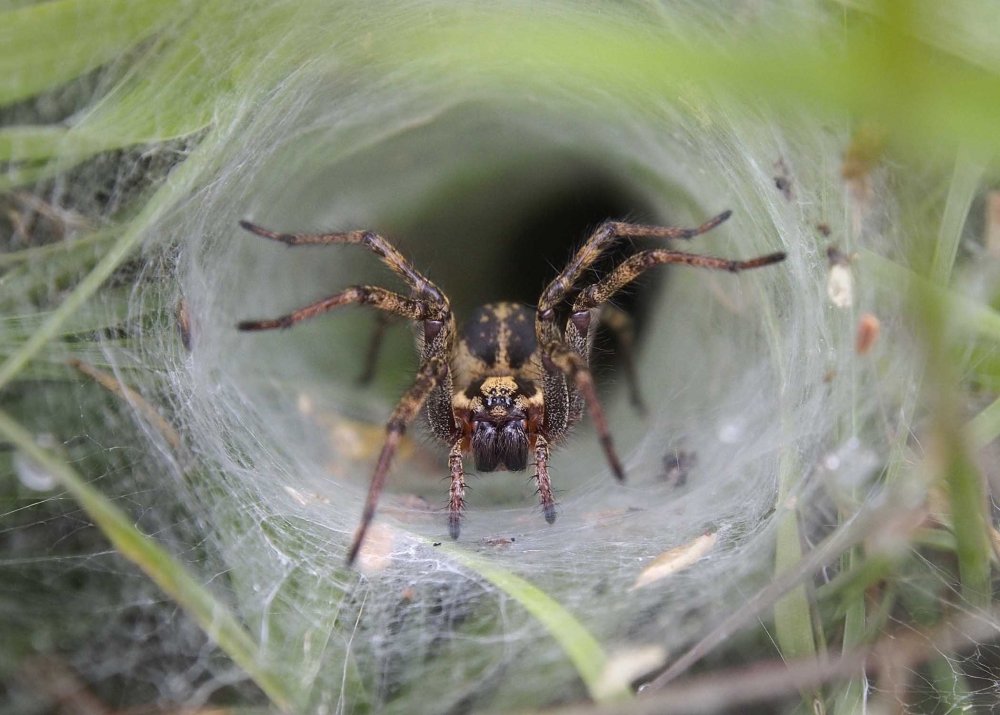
[0,0,181,107]
[443,545,627,703]
[0,408,294,711]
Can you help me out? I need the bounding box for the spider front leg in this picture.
[534,211,735,355]
[237,219,461,564]
[535,211,732,318]
[541,339,625,482]
[347,357,450,565]
[448,439,466,539]
[239,221,446,303]
[237,285,448,331]
[533,211,783,485]
[559,250,784,452]
[534,435,556,523]
[571,248,787,314]
[533,212,734,482]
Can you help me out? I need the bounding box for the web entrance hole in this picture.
[214,106,769,534]
[346,161,665,509]
[392,166,662,395]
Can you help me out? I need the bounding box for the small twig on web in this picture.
[68,358,182,452]
[13,191,94,235]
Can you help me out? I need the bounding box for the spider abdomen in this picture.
[455,302,539,379]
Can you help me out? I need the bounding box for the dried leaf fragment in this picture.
[354,523,396,575]
[594,646,668,701]
[985,190,1000,258]
[631,531,718,590]
[826,246,854,309]
[481,535,516,549]
[856,313,880,355]
[177,298,192,351]
[842,122,886,206]
[68,358,182,451]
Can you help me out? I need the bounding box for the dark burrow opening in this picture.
[497,174,659,386]
[393,162,666,392]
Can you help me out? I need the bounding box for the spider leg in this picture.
[357,312,398,384]
[447,439,466,539]
[239,221,446,303]
[237,285,448,331]
[533,215,737,427]
[347,357,449,565]
[536,211,732,321]
[572,248,787,314]
[542,340,625,482]
[533,435,556,523]
[598,305,646,415]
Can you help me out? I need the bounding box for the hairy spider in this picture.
[236,210,785,564]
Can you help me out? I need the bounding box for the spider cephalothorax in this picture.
[236,210,785,564]
[461,375,535,472]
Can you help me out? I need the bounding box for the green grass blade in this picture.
[943,430,992,605]
[864,253,1000,343]
[831,548,871,715]
[442,545,627,703]
[0,0,181,107]
[0,221,147,390]
[929,655,974,711]
[773,524,817,663]
[0,121,219,391]
[0,408,294,711]
[7,7,1000,172]
[0,229,113,268]
[0,126,112,163]
[967,395,1000,449]
[376,14,1000,156]
[930,148,986,283]
[773,451,818,673]
[907,268,992,606]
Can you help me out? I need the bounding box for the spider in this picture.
[236,210,785,564]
